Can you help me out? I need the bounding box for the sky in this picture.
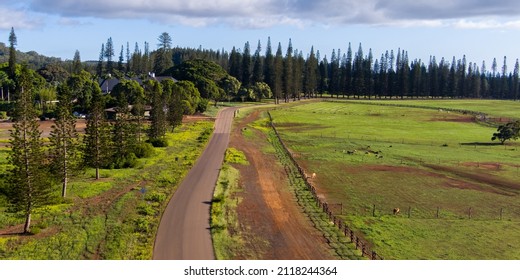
[1,0,520,70]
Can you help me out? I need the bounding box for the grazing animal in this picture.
[311,173,316,179]
[393,208,400,215]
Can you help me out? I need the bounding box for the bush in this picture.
[134,217,150,233]
[197,128,213,143]
[110,153,138,169]
[144,191,166,203]
[148,138,168,147]
[137,203,156,216]
[133,142,155,158]
[197,98,209,113]
[0,111,7,120]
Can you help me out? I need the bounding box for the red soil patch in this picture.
[423,163,520,195]
[230,109,335,260]
[429,115,475,123]
[0,120,87,147]
[461,162,503,170]
[346,164,518,196]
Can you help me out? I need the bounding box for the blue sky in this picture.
[1,0,520,69]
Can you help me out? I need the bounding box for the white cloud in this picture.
[12,0,520,30]
[452,18,520,29]
[0,7,42,30]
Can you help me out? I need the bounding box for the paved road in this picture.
[153,107,236,260]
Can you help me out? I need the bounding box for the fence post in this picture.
[436,207,440,218]
[407,206,411,218]
[500,208,503,220]
[372,204,376,217]
[468,207,472,219]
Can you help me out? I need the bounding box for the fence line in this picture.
[267,111,383,260]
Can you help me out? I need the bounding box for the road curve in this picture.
[153,107,236,260]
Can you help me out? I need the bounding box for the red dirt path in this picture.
[230,109,335,260]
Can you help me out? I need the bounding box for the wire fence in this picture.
[268,111,384,260]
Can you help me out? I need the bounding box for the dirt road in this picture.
[231,110,335,259]
[153,107,235,260]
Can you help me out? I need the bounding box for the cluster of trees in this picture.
[0,29,212,234]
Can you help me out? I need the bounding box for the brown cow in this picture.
[393,208,400,215]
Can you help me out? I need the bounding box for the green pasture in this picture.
[269,100,520,259]
[344,99,520,119]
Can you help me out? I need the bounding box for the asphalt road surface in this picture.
[153,107,236,260]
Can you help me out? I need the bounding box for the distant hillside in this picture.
[0,42,63,69]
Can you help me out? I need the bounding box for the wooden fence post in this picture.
[372,204,376,217]
[468,207,472,219]
[407,206,411,218]
[436,207,440,218]
[500,208,503,220]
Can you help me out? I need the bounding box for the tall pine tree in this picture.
[83,86,111,179]
[49,84,80,197]
[8,65,54,233]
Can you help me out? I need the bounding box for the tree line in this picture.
[221,39,520,101]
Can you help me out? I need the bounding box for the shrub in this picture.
[111,153,138,169]
[133,142,155,158]
[144,191,166,203]
[197,128,213,143]
[137,203,156,216]
[134,217,150,233]
[148,138,169,147]
[197,98,209,113]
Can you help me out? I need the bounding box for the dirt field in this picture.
[229,110,336,260]
[0,119,87,145]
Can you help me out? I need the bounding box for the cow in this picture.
[393,208,400,215]
[311,172,316,179]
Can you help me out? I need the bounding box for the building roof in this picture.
[99,73,178,93]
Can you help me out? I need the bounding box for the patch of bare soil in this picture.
[429,116,475,123]
[346,164,518,196]
[183,113,215,123]
[0,120,87,147]
[423,163,520,195]
[231,110,335,260]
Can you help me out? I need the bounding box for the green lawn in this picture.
[269,100,520,259]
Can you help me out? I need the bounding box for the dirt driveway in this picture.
[230,109,335,260]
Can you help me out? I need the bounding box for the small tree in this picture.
[146,80,167,141]
[251,82,273,101]
[492,121,520,144]
[49,84,80,197]
[112,95,138,168]
[83,87,111,179]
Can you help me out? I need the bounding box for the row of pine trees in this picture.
[224,39,520,101]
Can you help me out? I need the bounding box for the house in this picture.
[105,105,152,120]
[99,73,177,94]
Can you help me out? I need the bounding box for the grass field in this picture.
[269,100,520,259]
[344,99,520,119]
